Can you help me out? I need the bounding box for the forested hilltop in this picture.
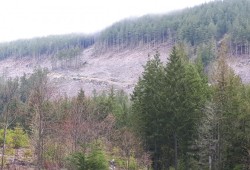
[0,0,250,61]
[97,0,250,52]
[0,34,94,60]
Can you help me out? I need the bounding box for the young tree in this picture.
[0,78,19,170]
[211,41,250,169]
[27,69,52,170]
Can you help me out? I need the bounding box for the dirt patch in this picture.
[0,43,171,97]
[0,44,249,97]
[227,55,250,83]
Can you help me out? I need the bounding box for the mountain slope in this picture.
[96,0,250,50]
[0,43,172,96]
[0,0,250,96]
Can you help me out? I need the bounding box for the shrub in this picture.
[0,126,29,149]
[67,141,109,170]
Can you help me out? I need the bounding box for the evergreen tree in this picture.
[132,47,207,169]
[0,78,19,170]
[163,46,207,169]
[131,52,165,169]
[211,42,250,169]
[87,144,109,170]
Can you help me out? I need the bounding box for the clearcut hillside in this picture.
[0,0,249,96]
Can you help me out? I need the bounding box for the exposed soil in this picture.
[0,43,171,97]
[227,55,250,83]
[0,43,249,97]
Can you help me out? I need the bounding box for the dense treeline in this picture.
[131,46,209,169]
[0,0,249,61]
[131,43,250,169]
[0,34,94,60]
[96,0,250,53]
[0,70,150,169]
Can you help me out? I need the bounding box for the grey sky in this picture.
[0,0,213,42]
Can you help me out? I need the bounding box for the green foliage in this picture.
[131,51,165,154]
[91,88,131,126]
[67,142,109,170]
[196,41,250,169]
[56,47,82,60]
[11,125,29,148]
[128,156,137,170]
[0,129,13,147]
[196,40,216,67]
[0,126,29,149]
[67,152,87,170]
[1,29,250,170]
[0,34,94,60]
[113,155,137,170]
[132,47,208,169]
[210,45,250,169]
[96,0,250,50]
[90,92,112,120]
[44,142,61,161]
[87,145,109,170]
[0,0,249,67]
[164,46,207,168]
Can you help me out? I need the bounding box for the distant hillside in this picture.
[96,0,250,52]
[0,0,249,61]
[0,34,94,60]
[0,0,249,96]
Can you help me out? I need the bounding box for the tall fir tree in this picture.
[132,47,208,169]
[163,46,207,169]
[211,41,250,169]
[132,52,165,169]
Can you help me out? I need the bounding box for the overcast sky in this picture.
[0,0,213,42]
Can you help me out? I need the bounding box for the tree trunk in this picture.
[154,139,158,170]
[218,119,221,170]
[174,132,178,170]
[236,43,238,56]
[1,106,9,170]
[1,122,8,170]
[247,40,249,56]
[127,156,130,170]
[241,44,243,55]
[38,107,43,170]
[230,40,232,56]
[165,159,170,170]
[209,155,212,170]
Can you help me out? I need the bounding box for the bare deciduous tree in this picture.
[0,78,19,170]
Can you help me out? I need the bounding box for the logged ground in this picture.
[0,43,249,97]
[0,43,171,97]
[228,55,250,83]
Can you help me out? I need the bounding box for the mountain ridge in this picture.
[0,0,250,96]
